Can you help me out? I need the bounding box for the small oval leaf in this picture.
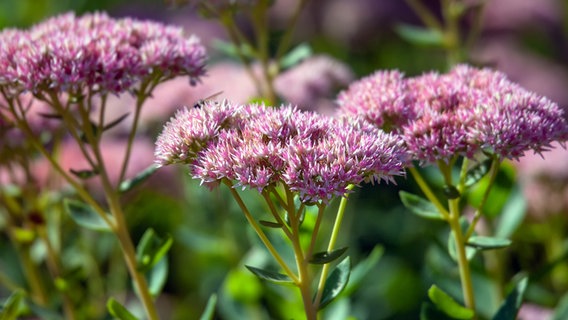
[318,256,351,310]
[279,43,312,69]
[448,231,477,262]
[309,247,348,265]
[63,199,113,232]
[443,185,461,200]
[103,112,130,132]
[428,285,474,319]
[69,168,99,180]
[492,276,528,320]
[465,159,492,188]
[244,265,293,284]
[0,290,25,320]
[146,258,168,298]
[107,298,138,320]
[259,220,282,228]
[395,24,445,46]
[135,228,173,273]
[119,165,159,193]
[399,191,445,220]
[467,236,511,250]
[199,294,217,320]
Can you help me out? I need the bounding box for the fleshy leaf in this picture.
[245,265,293,284]
[318,256,351,310]
[428,285,474,319]
[279,43,312,69]
[492,276,528,320]
[135,228,173,273]
[465,159,492,187]
[107,298,138,320]
[495,185,526,239]
[448,230,477,262]
[0,290,25,320]
[309,247,348,265]
[259,220,282,228]
[69,168,99,179]
[551,292,568,320]
[399,191,445,220]
[466,236,511,250]
[119,165,159,193]
[199,294,217,320]
[64,199,113,232]
[146,257,168,298]
[395,24,445,46]
[443,185,461,200]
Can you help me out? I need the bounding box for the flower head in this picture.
[338,64,568,164]
[0,12,207,95]
[155,102,408,203]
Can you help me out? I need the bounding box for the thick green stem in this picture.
[409,167,450,219]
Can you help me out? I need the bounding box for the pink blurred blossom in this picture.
[517,303,553,320]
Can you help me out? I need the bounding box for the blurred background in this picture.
[1,0,568,319]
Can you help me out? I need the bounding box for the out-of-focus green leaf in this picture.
[466,236,511,250]
[64,198,113,232]
[465,159,492,188]
[119,165,159,193]
[395,24,445,46]
[318,256,351,310]
[495,185,526,239]
[0,290,25,320]
[146,258,168,298]
[69,168,99,179]
[443,185,461,200]
[279,43,312,69]
[309,247,348,265]
[421,302,459,320]
[342,246,384,296]
[212,39,255,60]
[245,265,293,284]
[428,285,474,319]
[259,220,283,228]
[199,294,217,320]
[448,230,477,262]
[492,276,528,320]
[552,291,568,320]
[103,112,129,132]
[400,191,445,220]
[136,228,173,273]
[107,298,138,320]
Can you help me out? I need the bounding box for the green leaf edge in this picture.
[428,285,474,319]
[399,191,445,220]
[245,265,293,284]
[107,297,138,320]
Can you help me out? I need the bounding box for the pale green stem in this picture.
[441,0,462,66]
[274,0,310,60]
[448,198,476,314]
[306,205,326,259]
[261,191,293,239]
[225,181,299,283]
[408,167,450,219]
[313,185,354,311]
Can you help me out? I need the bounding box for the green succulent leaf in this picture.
[466,236,511,250]
[259,220,282,228]
[309,247,348,265]
[63,198,113,232]
[421,302,461,320]
[107,298,138,320]
[245,265,293,284]
[443,185,461,200]
[279,43,312,69]
[399,191,445,220]
[0,290,25,320]
[119,164,159,193]
[146,257,168,298]
[395,24,445,46]
[492,276,528,320]
[465,159,492,187]
[199,294,218,320]
[69,168,99,179]
[135,228,173,273]
[318,256,351,310]
[342,246,384,296]
[428,285,474,319]
[448,231,477,262]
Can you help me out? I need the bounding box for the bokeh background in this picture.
[1,0,568,319]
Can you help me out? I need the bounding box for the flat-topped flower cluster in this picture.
[0,11,206,95]
[155,101,408,203]
[338,64,568,163]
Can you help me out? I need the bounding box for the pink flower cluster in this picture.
[338,64,568,163]
[155,101,408,203]
[0,12,207,95]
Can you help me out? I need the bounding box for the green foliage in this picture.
[135,228,173,273]
[492,277,528,320]
[464,159,492,188]
[309,247,348,265]
[245,265,293,284]
[427,285,474,319]
[279,43,312,69]
[0,290,25,320]
[318,256,351,310]
[394,24,445,47]
[63,198,114,232]
[119,165,159,193]
[107,298,138,320]
[199,294,217,320]
[399,191,445,220]
[466,236,511,250]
